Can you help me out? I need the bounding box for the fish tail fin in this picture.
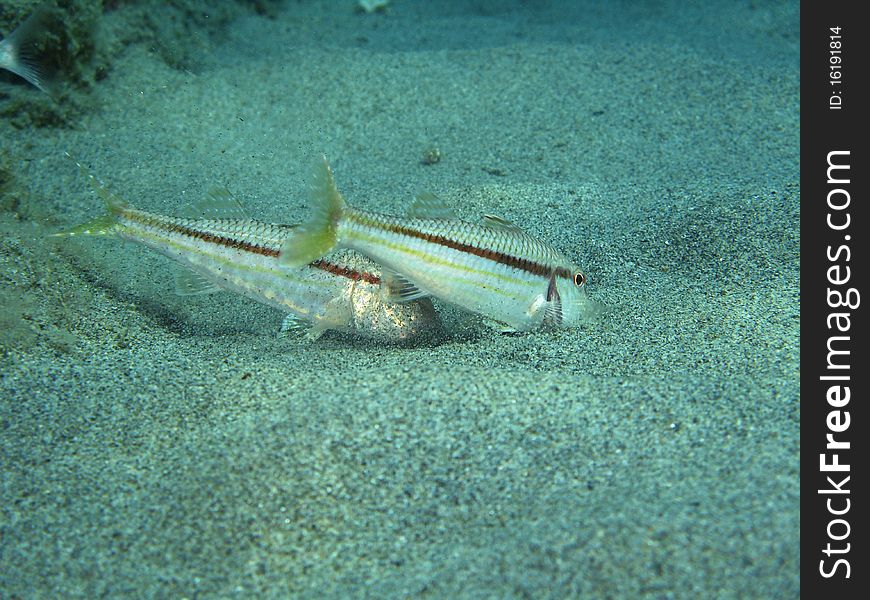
[1,4,60,96]
[279,155,346,268]
[50,154,127,237]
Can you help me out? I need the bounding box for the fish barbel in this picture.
[280,157,601,332]
[54,164,440,342]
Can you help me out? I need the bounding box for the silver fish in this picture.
[280,157,602,332]
[55,165,440,343]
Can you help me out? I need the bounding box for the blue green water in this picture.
[1,1,799,597]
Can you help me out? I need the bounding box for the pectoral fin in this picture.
[381,268,429,302]
[174,269,221,296]
[310,294,354,340]
[281,314,310,336]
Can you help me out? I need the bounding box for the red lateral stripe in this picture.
[358,214,573,280]
[310,259,380,286]
[126,211,380,285]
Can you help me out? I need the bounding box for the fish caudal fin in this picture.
[50,154,127,237]
[279,155,345,268]
[50,212,118,237]
[1,4,60,95]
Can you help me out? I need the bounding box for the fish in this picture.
[279,157,602,332]
[0,4,56,95]
[53,163,441,343]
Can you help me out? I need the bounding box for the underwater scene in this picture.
[1,0,799,597]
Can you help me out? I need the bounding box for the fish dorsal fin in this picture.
[407,192,455,219]
[174,268,222,296]
[65,153,128,213]
[481,214,524,232]
[186,187,249,220]
[381,268,429,303]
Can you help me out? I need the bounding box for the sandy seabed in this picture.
[1,1,799,597]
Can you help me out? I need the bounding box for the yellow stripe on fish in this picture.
[55,164,440,342]
[280,157,602,332]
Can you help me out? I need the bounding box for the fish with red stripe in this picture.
[280,157,602,332]
[54,161,440,342]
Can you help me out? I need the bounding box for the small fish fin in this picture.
[305,295,354,340]
[282,315,329,341]
[279,156,345,268]
[174,268,221,296]
[50,214,117,237]
[481,214,524,232]
[66,152,128,213]
[321,295,354,326]
[1,4,60,95]
[381,268,429,303]
[283,295,353,341]
[358,0,390,13]
[51,154,127,237]
[407,192,455,219]
[281,313,311,336]
[187,187,249,220]
[304,324,329,341]
[542,301,563,328]
[482,319,520,334]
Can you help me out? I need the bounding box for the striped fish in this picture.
[279,157,601,332]
[55,166,440,342]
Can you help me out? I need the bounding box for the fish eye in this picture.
[573,272,586,286]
